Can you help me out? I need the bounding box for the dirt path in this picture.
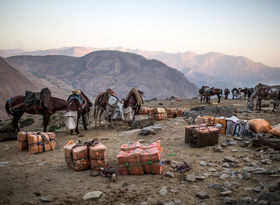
[0,99,279,205]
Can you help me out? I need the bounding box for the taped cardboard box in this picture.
[167,108,177,118]
[196,116,215,126]
[17,131,32,151]
[185,124,207,144]
[177,108,183,117]
[89,142,106,171]
[117,148,144,175]
[154,113,165,120]
[140,146,162,174]
[64,142,89,171]
[185,125,219,148]
[121,142,141,151]
[28,132,57,154]
[153,108,166,114]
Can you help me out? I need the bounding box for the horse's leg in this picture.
[13,111,24,132]
[94,106,98,127]
[43,113,50,132]
[82,111,87,130]
[75,111,80,134]
[218,95,221,103]
[99,109,104,127]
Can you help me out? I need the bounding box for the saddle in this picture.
[24,88,51,109]
[68,89,93,109]
[125,88,144,106]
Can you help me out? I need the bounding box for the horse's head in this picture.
[67,98,80,112]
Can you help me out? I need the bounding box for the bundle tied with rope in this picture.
[117,140,162,175]
[17,131,57,154]
[125,88,144,106]
[64,139,106,171]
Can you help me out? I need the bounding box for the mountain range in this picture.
[2,47,279,89]
[6,50,198,101]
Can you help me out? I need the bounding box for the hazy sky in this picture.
[0,0,280,67]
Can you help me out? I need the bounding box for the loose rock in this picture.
[83,191,103,201]
[158,186,168,196]
[195,191,209,199]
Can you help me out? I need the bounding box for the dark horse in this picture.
[123,88,144,115]
[247,83,280,112]
[199,86,209,103]
[5,96,69,132]
[67,90,93,134]
[231,88,239,99]
[204,87,223,103]
[224,88,230,100]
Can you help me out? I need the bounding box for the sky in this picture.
[0,0,280,67]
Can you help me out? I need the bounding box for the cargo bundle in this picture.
[64,139,106,171]
[153,108,166,120]
[17,131,57,154]
[117,141,162,175]
[185,124,219,148]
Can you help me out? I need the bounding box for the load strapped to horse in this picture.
[66,89,93,134]
[247,83,280,112]
[124,88,144,115]
[6,88,69,132]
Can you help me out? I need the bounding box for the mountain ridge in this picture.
[6,50,198,100]
[2,47,279,88]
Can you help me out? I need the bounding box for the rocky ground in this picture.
[0,98,280,205]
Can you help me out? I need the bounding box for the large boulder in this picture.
[130,115,154,129]
[184,105,237,119]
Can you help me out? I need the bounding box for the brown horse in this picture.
[5,95,69,132]
[93,88,117,127]
[247,83,280,112]
[238,87,248,99]
[123,88,144,115]
[204,87,223,103]
[67,90,93,134]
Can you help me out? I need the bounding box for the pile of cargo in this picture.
[188,116,278,148]
[117,141,162,175]
[185,124,220,148]
[64,139,106,171]
[17,131,57,154]
[139,107,183,120]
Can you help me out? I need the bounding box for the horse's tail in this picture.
[5,99,13,117]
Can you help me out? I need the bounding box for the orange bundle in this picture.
[196,116,215,126]
[139,107,149,115]
[28,132,57,154]
[248,119,272,133]
[64,141,89,171]
[140,140,162,151]
[167,108,177,118]
[154,113,165,120]
[120,142,141,151]
[269,125,280,137]
[177,108,183,117]
[117,148,144,175]
[89,142,106,171]
[140,146,162,174]
[153,108,166,114]
[17,131,32,151]
[214,118,227,134]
